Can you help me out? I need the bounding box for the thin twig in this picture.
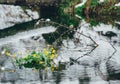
[106,42,117,63]
[75,46,97,61]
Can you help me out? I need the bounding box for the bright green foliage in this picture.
[90,19,100,26]
[16,47,57,69]
[75,5,86,19]
[59,14,79,27]
[90,0,99,7]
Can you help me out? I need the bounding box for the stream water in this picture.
[0,8,120,84]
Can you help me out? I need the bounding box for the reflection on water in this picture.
[0,13,120,84]
[0,19,37,38]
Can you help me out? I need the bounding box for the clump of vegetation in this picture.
[51,0,81,28]
[75,5,86,19]
[53,13,79,28]
[16,47,57,69]
[3,46,58,70]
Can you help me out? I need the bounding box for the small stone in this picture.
[69,24,74,29]
[1,50,5,55]
[1,67,5,71]
[46,18,51,22]
[35,20,40,25]
[40,18,44,21]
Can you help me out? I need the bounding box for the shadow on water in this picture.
[0,19,38,38]
[42,26,74,44]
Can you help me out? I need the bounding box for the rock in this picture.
[46,18,51,22]
[69,24,74,29]
[31,36,40,41]
[35,20,40,26]
[1,67,5,71]
[0,5,39,29]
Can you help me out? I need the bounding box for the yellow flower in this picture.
[52,49,56,53]
[55,54,58,57]
[13,53,17,58]
[18,52,22,55]
[51,47,56,54]
[44,48,47,51]
[44,49,49,56]
[51,47,54,50]
[45,51,49,56]
[47,45,50,47]
[33,54,37,57]
[6,52,11,56]
[50,54,55,59]
[51,64,54,72]
[39,61,43,64]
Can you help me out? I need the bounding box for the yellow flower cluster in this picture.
[44,48,49,56]
[5,51,17,59]
[33,54,37,57]
[13,53,17,58]
[39,61,43,64]
[18,52,22,55]
[44,47,58,60]
[4,46,59,70]
[50,47,58,59]
[50,54,55,59]
[5,51,11,56]
[51,48,56,53]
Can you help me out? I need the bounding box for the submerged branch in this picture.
[38,20,98,48]
[75,45,97,61]
[106,43,117,63]
[49,20,98,47]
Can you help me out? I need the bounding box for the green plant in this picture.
[90,19,100,26]
[16,47,57,70]
[90,0,99,7]
[75,5,86,19]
